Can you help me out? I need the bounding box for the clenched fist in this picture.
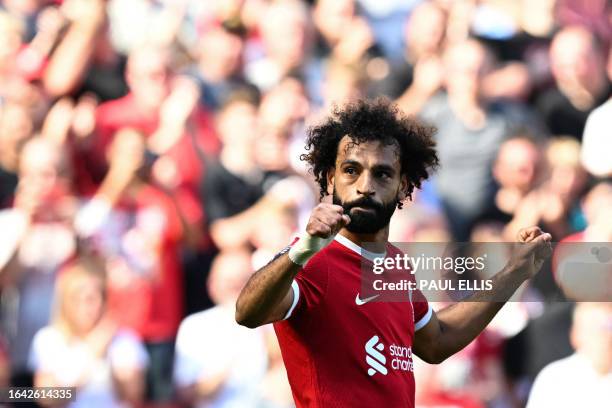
[306,204,351,239]
[508,226,553,280]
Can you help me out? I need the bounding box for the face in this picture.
[444,41,490,99]
[261,3,308,67]
[199,28,243,78]
[550,28,602,87]
[406,3,446,56]
[329,137,406,234]
[126,49,170,109]
[63,274,105,335]
[494,139,540,191]
[18,140,63,203]
[208,251,253,306]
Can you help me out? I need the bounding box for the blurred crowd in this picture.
[0,0,610,407]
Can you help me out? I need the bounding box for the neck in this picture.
[338,225,389,253]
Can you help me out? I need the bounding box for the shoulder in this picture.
[535,354,580,382]
[29,326,65,369]
[177,310,218,340]
[179,310,214,330]
[32,326,63,348]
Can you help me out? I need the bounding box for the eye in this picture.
[376,170,391,179]
[345,167,356,175]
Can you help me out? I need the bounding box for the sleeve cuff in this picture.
[283,281,300,320]
[415,304,433,331]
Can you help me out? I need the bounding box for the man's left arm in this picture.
[413,226,552,364]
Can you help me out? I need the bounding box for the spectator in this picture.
[506,137,588,240]
[580,98,612,178]
[188,23,250,110]
[75,129,185,404]
[245,0,320,100]
[30,257,148,407]
[0,137,76,386]
[0,102,35,207]
[490,135,544,223]
[553,182,612,302]
[536,26,610,139]
[389,1,448,100]
[174,249,269,408]
[420,39,521,240]
[42,0,129,101]
[526,303,612,407]
[201,91,265,249]
[89,46,219,191]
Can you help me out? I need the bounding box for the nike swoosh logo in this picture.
[355,293,380,306]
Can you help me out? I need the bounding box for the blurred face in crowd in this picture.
[259,77,309,129]
[571,303,612,375]
[61,269,106,336]
[493,138,541,192]
[582,183,612,237]
[18,138,68,205]
[330,137,407,234]
[550,26,605,90]
[217,99,258,148]
[443,40,492,101]
[545,138,587,198]
[126,48,171,111]
[313,0,354,45]
[405,2,447,59]
[198,27,244,81]
[208,249,253,306]
[260,1,310,70]
[254,124,291,172]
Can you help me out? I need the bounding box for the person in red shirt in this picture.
[236,99,553,407]
[75,128,185,403]
[76,46,219,205]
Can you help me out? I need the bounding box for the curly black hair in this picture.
[301,98,439,208]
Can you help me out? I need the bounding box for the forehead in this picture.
[336,136,400,169]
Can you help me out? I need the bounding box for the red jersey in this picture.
[96,185,184,341]
[274,234,432,408]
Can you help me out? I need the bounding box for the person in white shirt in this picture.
[527,302,612,408]
[174,249,268,408]
[29,257,148,408]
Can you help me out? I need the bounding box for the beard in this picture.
[332,189,397,234]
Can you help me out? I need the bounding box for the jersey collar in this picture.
[333,234,386,261]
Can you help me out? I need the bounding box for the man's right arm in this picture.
[235,203,350,328]
[235,253,301,328]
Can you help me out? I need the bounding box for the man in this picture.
[537,26,610,139]
[174,249,268,407]
[526,303,612,407]
[236,99,552,407]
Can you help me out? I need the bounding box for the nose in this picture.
[356,171,375,197]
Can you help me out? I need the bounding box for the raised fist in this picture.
[306,203,351,239]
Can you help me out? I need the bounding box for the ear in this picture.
[397,174,409,202]
[326,167,336,196]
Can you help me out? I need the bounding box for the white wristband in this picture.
[288,233,333,266]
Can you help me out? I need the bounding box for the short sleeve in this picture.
[284,250,330,320]
[411,289,433,331]
[526,362,559,408]
[173,316,204,387]
[108,330,149,371]
[28,327,63,372]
